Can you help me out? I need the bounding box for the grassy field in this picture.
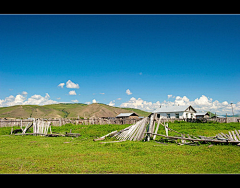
[1,122,240,174]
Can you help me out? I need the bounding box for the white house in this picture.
[152,105,197,119]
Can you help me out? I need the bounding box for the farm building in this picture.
[195,112,210,119]
[116,113,139,119]
[153,105,197,119]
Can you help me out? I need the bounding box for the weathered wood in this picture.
[228,131,234,140]
[100,140,126,144]
[153,117,161,140]
[93,130,118,141]
[149,133,240,144]
[65,133,81,137]
[231,131,238,141]
[45,133,65,137]
[234,130,240,141]
[220,132,227,138]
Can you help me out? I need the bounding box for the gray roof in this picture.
[153,105,196,113]
[116,113,138,117]
[196,112,209,116]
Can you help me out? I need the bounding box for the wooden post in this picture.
[153,118,161,140]
[165,123,168,136]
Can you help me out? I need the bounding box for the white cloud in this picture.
[222,101,228,105]
[0,92,58,107]
[108,101,115,106]
[126,89,132,95]
[69,90,77,95]
[22,91,28,95]
[168,95,172,99]
[58,83,65,88]
[100,93,105,95]
[117,98,122,100]
[139,72,142,75]
[92,99,97,103]
[120,97,161,111]
[120,95,240,114]
[71,99,79,103]
[66,80,79,89]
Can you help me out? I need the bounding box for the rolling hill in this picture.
[0,103,150,119]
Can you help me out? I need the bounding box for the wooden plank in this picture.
[220,132,227,138]
[228,131,234,140]
[149,133,240,143]
[93,130,118,141]
[235,130,240,141]
[138,118,149,141]
[136,118,149,141]
[133,121,145,141]
[165,123,168,136]
[231,131,238,141]
[153,118,161,140]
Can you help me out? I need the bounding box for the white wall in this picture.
[157,112,196,119]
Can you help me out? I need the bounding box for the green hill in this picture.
[0,103,150,119]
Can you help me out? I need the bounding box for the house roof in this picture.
[196,112,209,116]
[116,113,138,118]
[153,105,197,113]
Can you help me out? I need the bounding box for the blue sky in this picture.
[0,14,239,114]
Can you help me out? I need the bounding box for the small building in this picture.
[211,115,225,119]
[116,113,139,119]
[153,105,197,119]
[195,112,210,119]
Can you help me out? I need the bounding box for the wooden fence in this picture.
[0,118,139,127]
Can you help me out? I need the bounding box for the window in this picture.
[186,113,188,118]
[167,114,170,118]
[157,114,160,118]
[175,113,179,118]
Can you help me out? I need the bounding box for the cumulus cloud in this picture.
[120,95,240,114]
[22,91,28,95]
[120,97,161,111]
[92,99,97,103]
[0,92,58,107]
[126,89,132,95]
[69,90,77,95]
[58,83,65,88]
[66,80,79,89]
[100,93,105,95]
[71,99,79,103]
[108,101,115,106]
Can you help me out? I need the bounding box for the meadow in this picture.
[1,122,240,174]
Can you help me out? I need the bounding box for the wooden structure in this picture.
[96,113,240,145]
[195,112,210,119]
[116,113,139,119]
[0,117,139,127]
[12,119,80,137]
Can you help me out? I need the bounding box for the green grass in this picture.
[1,122,240,174]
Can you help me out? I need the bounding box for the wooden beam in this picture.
[93,130,118,141]
[149,133,240,144]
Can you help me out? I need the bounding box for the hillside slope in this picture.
[0,103,150,119]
